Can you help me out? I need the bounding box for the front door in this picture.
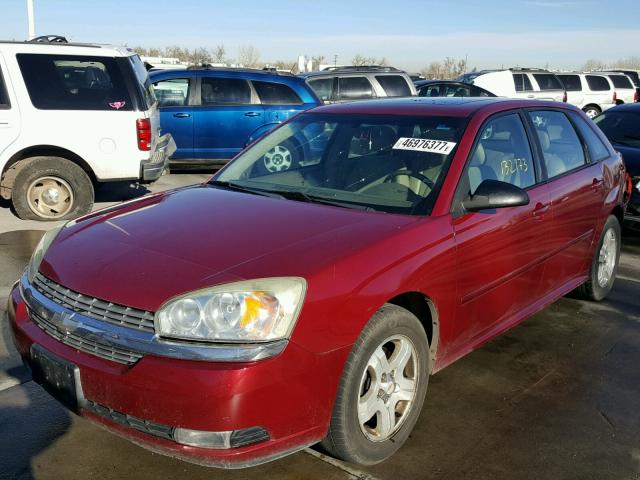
[154,77,194,160]
[0,55,20,158]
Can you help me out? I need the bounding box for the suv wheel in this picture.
[320,304,429,465]
[262,140,299,173]
[12,157,94,221]
[582,105,601,119]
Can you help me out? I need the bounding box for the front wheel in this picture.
[261,139,299,173]
[320,304,430,465]
[582,105,601,119]
[575,215,621,301]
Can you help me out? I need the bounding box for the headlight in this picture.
[27,226,64,283]
[155,277,306,343]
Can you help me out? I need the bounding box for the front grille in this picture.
[33,273,155,333]
[84,400,174,440]
[29,310,143,365]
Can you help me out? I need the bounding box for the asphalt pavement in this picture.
[0,172,638,480]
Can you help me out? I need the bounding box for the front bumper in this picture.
[140,133,176,182]
[7,277,349,468]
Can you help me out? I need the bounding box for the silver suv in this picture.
[299,66,417,103]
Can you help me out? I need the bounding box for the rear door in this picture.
[558,74,584,107]
[530,73,565,102]
[252,80,304,124]
[193,75,264,160]
[512,73,535,99]
[153,76,194,160]
[337,76,375,101]
[0,54,20,158]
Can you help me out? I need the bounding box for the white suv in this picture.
[556,72,616,118]
[0,38,175,220]
[460,68,567,102]
[597,72,638,105]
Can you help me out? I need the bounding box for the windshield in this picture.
[215,113,468,215]
[594,111,640,148]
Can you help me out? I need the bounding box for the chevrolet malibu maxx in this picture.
[9,98,626,468]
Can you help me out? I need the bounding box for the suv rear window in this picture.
[513,74,533,92]
[338,77,374,100]
[252,81,302,105]
[609,75,633,89]
[0,65,9,108]
[533,74,563,91]
[558,75,581,92]
[201,77,252,105]
[586,75,610,91]
[17,54,133,111]
[375,75,411,97]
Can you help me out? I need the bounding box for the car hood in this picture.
[40,185,417,312]
[613,143,640,176]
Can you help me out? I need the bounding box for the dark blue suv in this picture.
[150,68,321,170]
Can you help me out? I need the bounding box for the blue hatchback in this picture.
[150,68,321,170]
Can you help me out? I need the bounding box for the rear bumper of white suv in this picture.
[141,134,176,182]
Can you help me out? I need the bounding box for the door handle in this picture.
[532,202,550,218]
[592,178,604,189]
[244,112,261,117]
[173,113,191,118]
[527,95,535,98]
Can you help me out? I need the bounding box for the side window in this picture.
[513,74,533,92]
[200,77,252,105]
[533,74,563,91]
[609,75,633,89]
[472,86,492,97]
[528,110,587,179]
[16,54,132,110]
[338,76,374,100]
[252,80,302,105]
[586,75,610,91]
[419,85,441,97]
[375,75,411,97]
[0,65,9,108]
[467,113,536,194]
[444,84,471,97]
[558,75,581,91]
[308,77,334,102]
[153,78,191,107]
[568,111,610,162]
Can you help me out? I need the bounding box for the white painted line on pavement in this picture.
[303,448,382,480]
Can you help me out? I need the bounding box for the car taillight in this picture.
[634,89,639,103]
[613,91,617,104]
[136,118,151,151]
[562,91,567,103]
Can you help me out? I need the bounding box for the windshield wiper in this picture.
[266,188,376,211]
[208,180,285,199]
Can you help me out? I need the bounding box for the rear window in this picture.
[375,75,411,97]
[621,71,640,87]
[513,73,533,92]
[609,75,633,89]
[252,80,302,105]
[558,75,581,92]
[586,75,610,91]
[338,76,374,100]
[129,54,156,109]
[200,77,252,105]
[17,54,132,111]
[0,65,9,108]
[533,74,563,91]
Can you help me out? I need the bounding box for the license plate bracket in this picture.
[30,344,80,411]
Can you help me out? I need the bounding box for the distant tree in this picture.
[212,44,227,64]
[311,55,326,70]
[352,54,387,66]
[582,59,607,71]
[238,45,261,68]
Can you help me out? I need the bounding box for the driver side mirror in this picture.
[462,179,529,212]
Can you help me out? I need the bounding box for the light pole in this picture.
[26,0,36,39]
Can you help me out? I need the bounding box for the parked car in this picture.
[607,69,640,101]
[0,37,174,220]
[459,68,567,102]
[415,80,496,98]
[10,97,626,469]
[150,67,320,169]
[556,72,616,118]
[593,102,640,225]
[300,66,417,103]
[598,72,638,104]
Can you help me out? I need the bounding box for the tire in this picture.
[575,215,621,301]
[320,303,430,465]
[582,105,601,119]
[11,156,94,221]
[260,139,299,174]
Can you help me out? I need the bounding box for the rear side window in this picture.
[308,77,334,102]
[252,80,302,105]
[533,74,563,91]
[375,75,411,97]
[568,112,610,162]
[513,73,533,92]
[338,76,374,100]
[586,75,610,91]
[558,75,581,92]
[0,65,9,108]
[200,77,251,105]
[153,78,191,107]
[609,75,633,89]
[17,54,132,110]
[129,54,156,109]
[528,111,586,178]
[418,85,441,97]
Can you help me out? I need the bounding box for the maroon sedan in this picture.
[8,98,626,468]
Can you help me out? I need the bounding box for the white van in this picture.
[556,72,616,118]
[460,68,567,103]
[0,37,175,220]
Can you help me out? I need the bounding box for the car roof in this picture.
[305,97,577,117]
[0,40,133,57]
[149,68,305,83]
[299,69,409,78]
[414,80,468,87]
[607,102,640,112]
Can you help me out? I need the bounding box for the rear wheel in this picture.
[575,215,621,301]
[261,139,299,173]
[320,304,429,465]
[11,157,94,221]
[582,105,601,119]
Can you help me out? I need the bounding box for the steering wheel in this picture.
[384,171,435,192]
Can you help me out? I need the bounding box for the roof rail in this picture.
[322,65,401,73]
[28,35,68,44]
[186,64,294,75]
[508,67,549,72]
